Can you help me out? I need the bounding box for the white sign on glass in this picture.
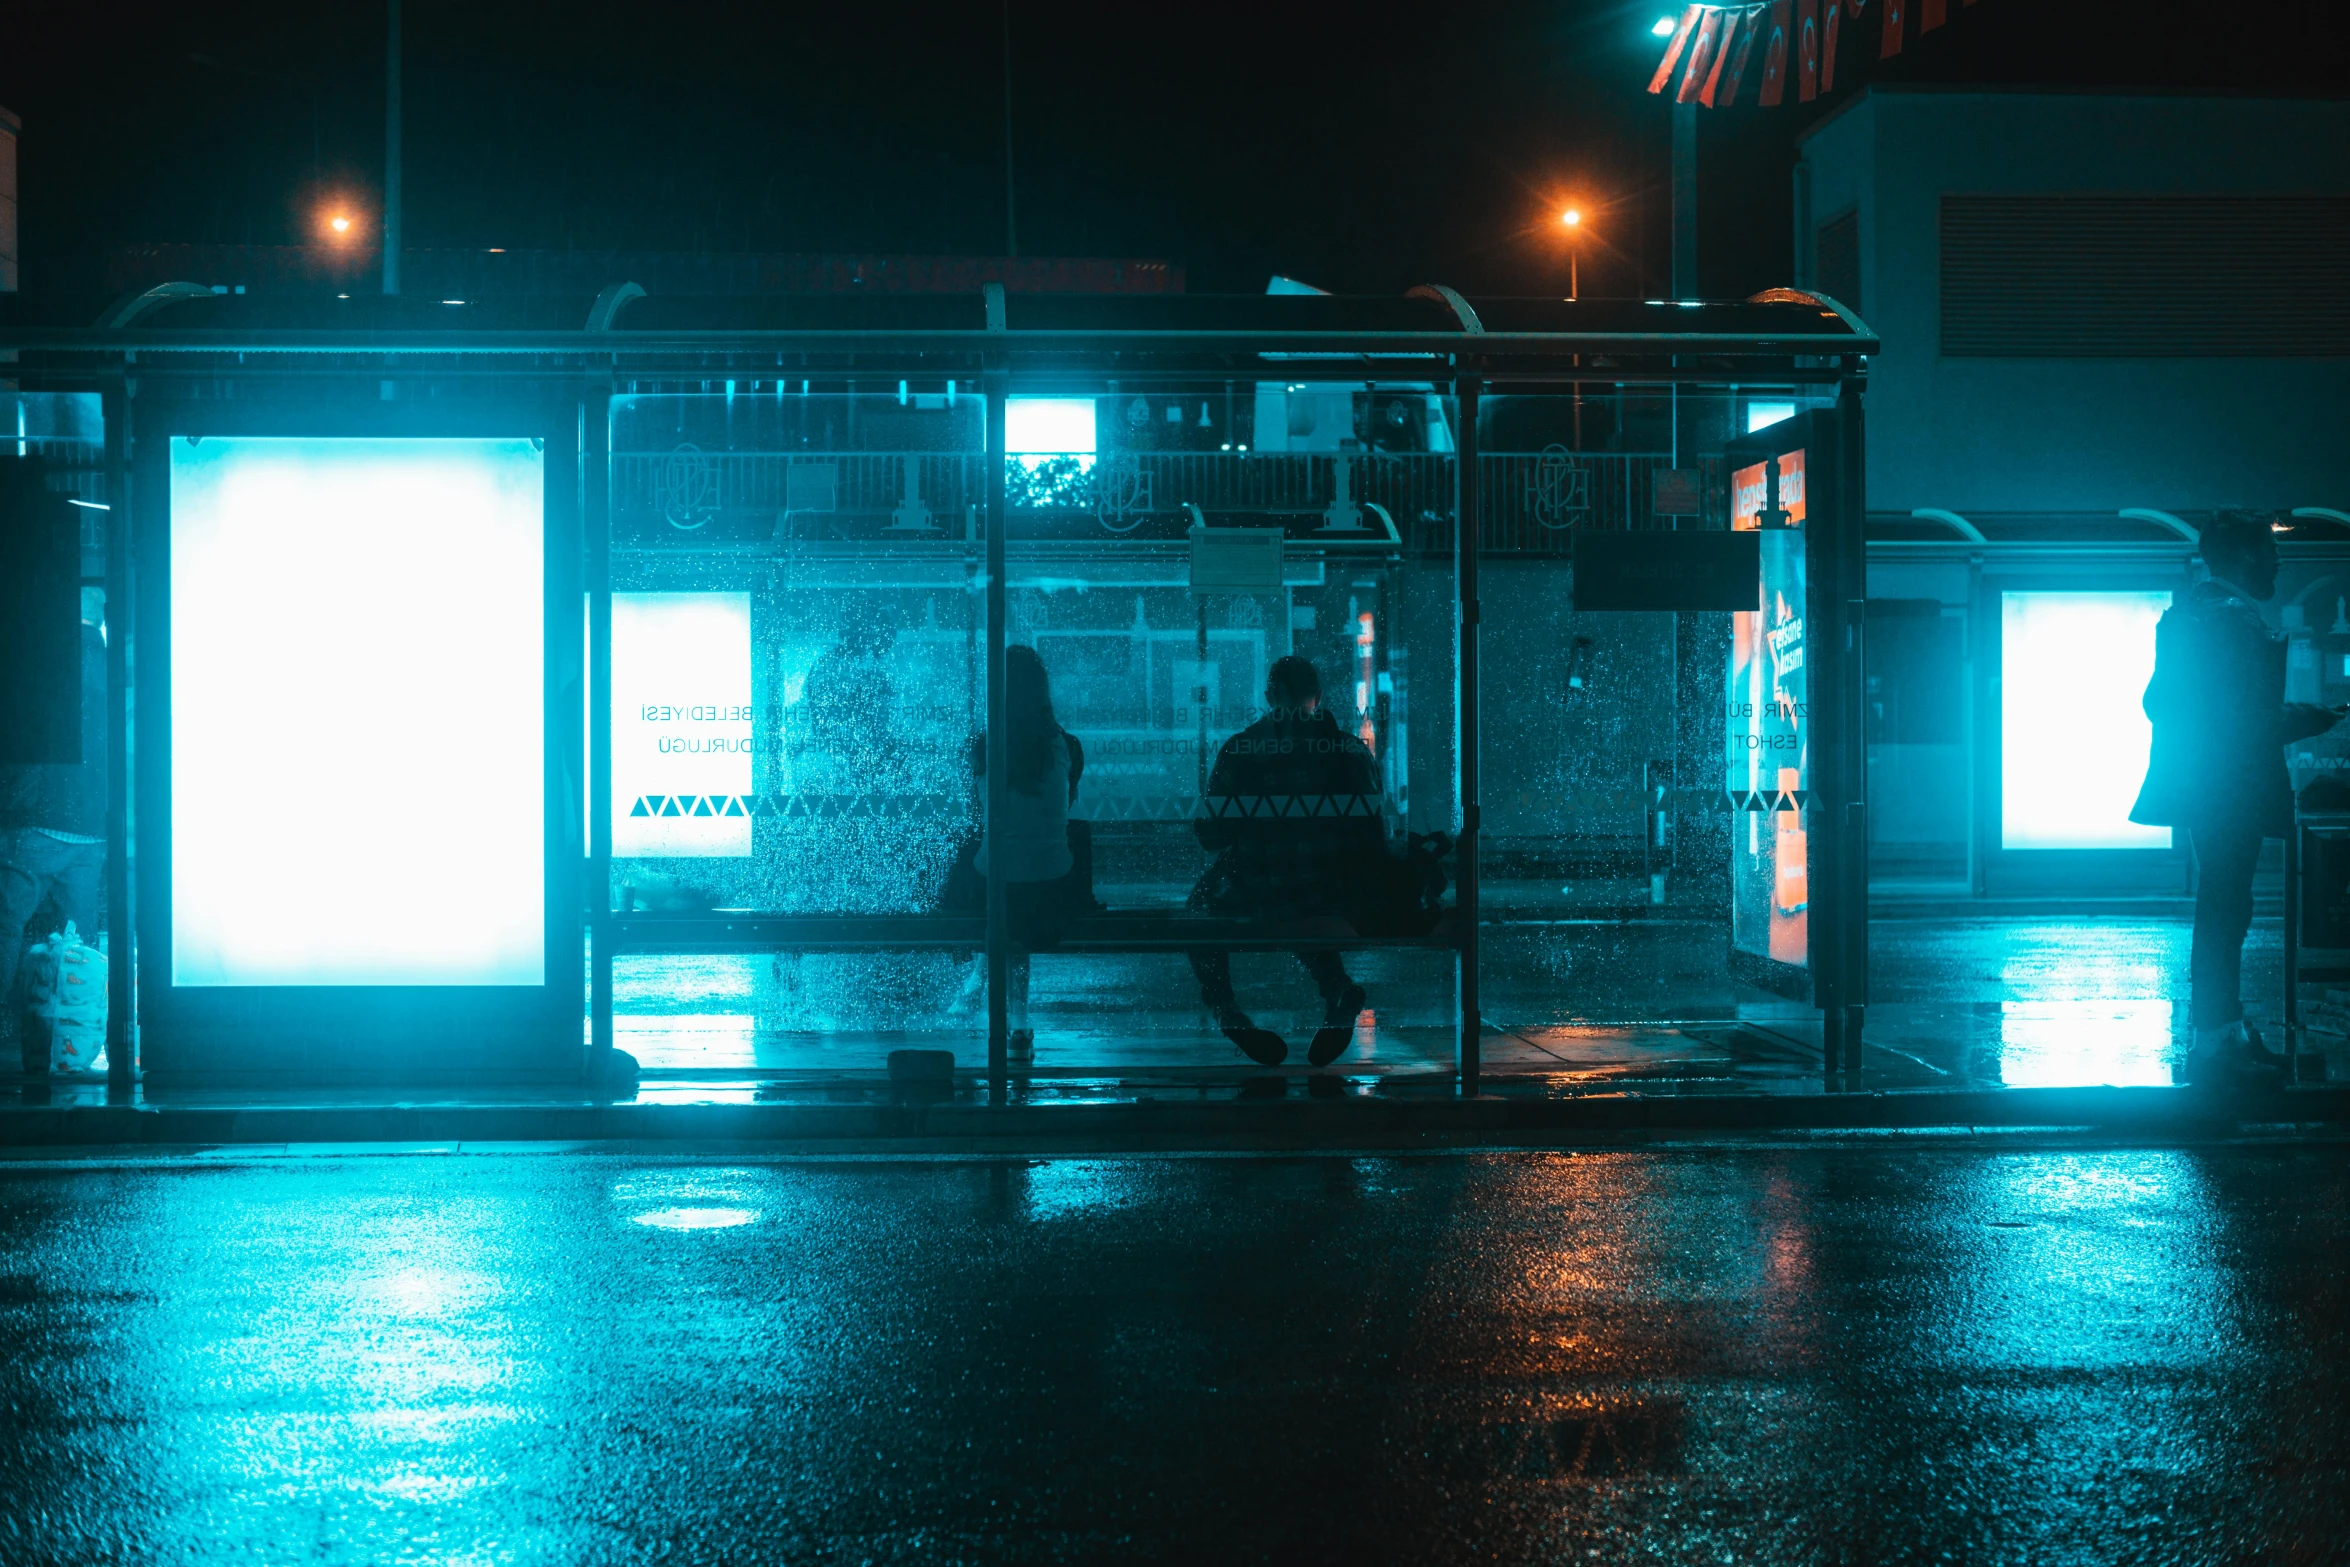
[612,592,754,856]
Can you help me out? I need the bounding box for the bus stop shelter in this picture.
[0,283,1877,1097]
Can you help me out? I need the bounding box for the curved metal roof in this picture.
[0,284,1876,378]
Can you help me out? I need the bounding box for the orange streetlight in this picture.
[1560,207,1586,300]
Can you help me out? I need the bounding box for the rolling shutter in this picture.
[1940,195,2350,356]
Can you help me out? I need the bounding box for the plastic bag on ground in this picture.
[22,921,107,1077]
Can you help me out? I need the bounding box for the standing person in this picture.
[1189,655,1381,1068]
[2132,509,2343,1080]
[0,591,107,1072]
[968,644,1086,1061]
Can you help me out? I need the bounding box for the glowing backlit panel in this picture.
[170,437,545,986]
[612,592,753,856]
[2001,591,2173,850]
[1005,397,1096,460]
[1727,450,1808,967]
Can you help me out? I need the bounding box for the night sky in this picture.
[2,0,2344,301]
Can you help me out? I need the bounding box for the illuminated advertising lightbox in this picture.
[1726,449,1808,968]
[170,437,545,987]
[2000,591,2172,851]
[612,592,754,856]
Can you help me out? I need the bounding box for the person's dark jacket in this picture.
[1195,707,1381,895]
[0,623,106,837]
[2131,581,2336,835]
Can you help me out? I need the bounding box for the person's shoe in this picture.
[2184,1021,2283,1084]
[2239,1025,2289,1070]
[1307,983,1369,1068]
[1219,1015,1288,1066]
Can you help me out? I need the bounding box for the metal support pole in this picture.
[586,379,614,1073]
[1816,382,1869,1072]
[1000,0,1018,259]
[984,372,1010,1100]
[102,375,138,1099]
[2285,818,2302,1083]
[383,0,401,296]
[1455,373,1482,1096]
[1671,101,1697,299]
[1841,383,1869,1068]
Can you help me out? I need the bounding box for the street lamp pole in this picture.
[1671,99,1696,297]
[383,0,401,296]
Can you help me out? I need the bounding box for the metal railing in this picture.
[610,447,1720,552]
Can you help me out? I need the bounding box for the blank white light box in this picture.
[2000,590,2173,852]
[611,591,753,857]
[1005,397,1096,464]
[170,436,546,986]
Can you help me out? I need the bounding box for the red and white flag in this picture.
[1676,7,1726,103]
[1882,0,1905,57]
[1757,0,1793,106]
[1921,0,1947,28]
[1797,0,1821,101]
[1698,9,1746,105]
[1649,5,1704,94]
[1717,5,1768,105]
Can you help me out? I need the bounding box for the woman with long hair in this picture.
[963,644,1086,1059]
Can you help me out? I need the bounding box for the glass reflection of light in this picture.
[631,1207,758,1230]
[616,1012,757,1069]
[1996,1002,2177,1088]
[1994,922,2182,1002]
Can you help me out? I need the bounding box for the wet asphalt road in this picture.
[3,1146,2346,1566]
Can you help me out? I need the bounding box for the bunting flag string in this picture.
[1651,0,1990,106]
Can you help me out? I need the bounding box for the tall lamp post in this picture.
[1560,206,1584,300]
[1649,15,1696,298]
[383,0,401,295]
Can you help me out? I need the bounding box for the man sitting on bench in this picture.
[1189,655,1381,1067]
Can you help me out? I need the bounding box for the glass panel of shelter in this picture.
[605,388,986,1070]
[999,381,1460,1070]
[1470,384,1835,1079]
[599,378,1466,1075]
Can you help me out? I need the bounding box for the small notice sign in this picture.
[1574,530,1761,611]
[1190,527,1284,594]
[1652,468,1705,515]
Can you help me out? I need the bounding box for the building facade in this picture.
[1796,89,2350,895]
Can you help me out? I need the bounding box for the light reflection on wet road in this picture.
[3,1147,2345,1564]
[603,919,2296,1090]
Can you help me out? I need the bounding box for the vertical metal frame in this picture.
[102,375,139,1096]
[127,388,586,1082]
[1812,383,1869,1070]
[586,377,614,1072]
[983,372,1010,1100]
[1454,372,1482,1095]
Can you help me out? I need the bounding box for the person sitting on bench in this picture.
[971,645,1086,1061]
[1189,655,1381,1068]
